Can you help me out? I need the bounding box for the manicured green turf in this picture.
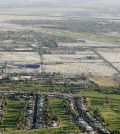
[5,128,76,134]
[3,98,79,134]
[81,91,120,131]
[0,81,80,93]
[1,99,21,132]
[48,98,77,129]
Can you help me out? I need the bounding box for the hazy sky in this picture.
[0,0,120,7]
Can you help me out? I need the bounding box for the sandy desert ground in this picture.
[0,52,40,63]
[43,62,117,76]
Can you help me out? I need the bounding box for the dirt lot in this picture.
[0,52,40,63]
[43,62,117,76]
[89,76,119,86]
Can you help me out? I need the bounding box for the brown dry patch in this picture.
[88,76,119,87]
[101,112,114,116]
[101,112,114,117]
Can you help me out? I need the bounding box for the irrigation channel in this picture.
[32,96,38,128]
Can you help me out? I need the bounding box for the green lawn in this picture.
[0,81,80,93]
[48,98,77,130]
[81,91,120,131]
[4,128,76,134]
[4,98,79,134]
[1,99,21,132]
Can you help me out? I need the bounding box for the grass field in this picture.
[1,100,21,132]
[0,81,80,93]
[3,98,79,134]
[81,91,120,131]
[48,98,77,130]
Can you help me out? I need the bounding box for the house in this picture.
[11,77,19,81]
[100,129,110,134]
[20,76,31,81]
[52,121,58,127]
[27,110,32,115]
[86,125,93,132]
[78,120,87,126]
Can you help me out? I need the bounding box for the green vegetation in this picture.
[5,128,77,134]
[3,98,79,134]
[39,26,120,45]
[0,80,81,93]
[48,98,77,130]
[81,91,120,131]
[9,19,120,45]
[31,23,120,45]
[0,80,120,133]
[65,30,120,45]
[1,99,22,132]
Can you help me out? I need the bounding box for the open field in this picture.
[43,54,101,63]
[6,68,41,74]
[81,91,120,131]
[88,77,119,87]
[0,81,80,93]
[0,52,41,73]
[48,98,77,130]
[98,49,120,63]
[0,48,120,76]
[0,7,120,83]
[5,128,78,134]
[0,52,40,63]
[1,100,21,132]
[113,63,120,70]
[42,41,120,77]
[58,42,118,47]
[43,62,117,76]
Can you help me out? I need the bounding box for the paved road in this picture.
[59,46,120,50]
[41,91,74,98]
[0,90,75,98]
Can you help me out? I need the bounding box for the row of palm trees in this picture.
[42,95,59,128]
[17,101,27,130]
[62,99,76,116]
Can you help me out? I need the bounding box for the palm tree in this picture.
[105,96,110,104]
